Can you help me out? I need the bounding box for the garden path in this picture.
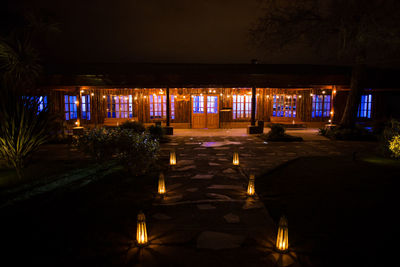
[126,135,372,266]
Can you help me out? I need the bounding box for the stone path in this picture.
[127,135,373,266]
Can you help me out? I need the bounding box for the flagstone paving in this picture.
[128,135,374,266]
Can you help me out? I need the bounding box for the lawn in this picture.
[257,155,400,267]
[0,166,160,266]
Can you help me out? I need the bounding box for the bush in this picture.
[73,128,117,162]
[147,125,165,140]
[0,92,49,179]
[115,129,159,175]
[74,128,159,175]
[380,119,400,156]
[269,124,285,138]
[320,125,376,141]
[118,121,145,133]
[389,135,400,158]
[261,124,303,142]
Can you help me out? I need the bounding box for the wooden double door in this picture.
[191,95,219,128]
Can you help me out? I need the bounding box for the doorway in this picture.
[191,95,219,128]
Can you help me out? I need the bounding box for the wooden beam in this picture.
[166,87,170,126]
[251,86,256,126]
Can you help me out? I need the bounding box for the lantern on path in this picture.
[233,152,239,166]
[158,173,166,195]
[276,216,289,253]
[247,174,255,196]
[136,212,148,246]
[170,151,176,166]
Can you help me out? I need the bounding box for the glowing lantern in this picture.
[158,173,166,195]
[170,151,176,166]
[75,120,80,127]
[276,216,289,253]
[136,212,148,246]
[247,174,255,196]
[233,152,239,166]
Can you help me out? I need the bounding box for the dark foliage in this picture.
[147,125,165,141]
[118,121,145,134]
[74,128,159,175]
[261,124,303,142]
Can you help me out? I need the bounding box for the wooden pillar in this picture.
[251,86,256,126]
[77,87,82,126]
[166,88,170,126]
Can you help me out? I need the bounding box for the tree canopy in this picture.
[250,0,400,66]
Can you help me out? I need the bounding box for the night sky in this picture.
[2,0,397,66]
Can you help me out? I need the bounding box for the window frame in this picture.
[312,94,331,118]
[232,94,252,120]
[357,94,372,119]
[107,95,134,119]
[64,95,78,120]
[149,94,175,119]
[272,94,297,118]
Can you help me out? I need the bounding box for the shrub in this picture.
[261,123,303,142]
[115,129,159,175]
[118,121,145,133]
[0,92,49,178]
[73,128,117,162]
[269,124,285,138]
[321,125,376,141]
[380,119,400,156]
[147,125,165,140]
[389,135,400,158]
[74,128,159,175]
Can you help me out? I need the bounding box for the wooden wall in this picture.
[51,87,342,127]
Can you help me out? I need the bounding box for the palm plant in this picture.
[0,91,49,178]
[0,15,54,179]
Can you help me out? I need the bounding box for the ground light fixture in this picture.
[276,216,289,253]
[170,151,176,165]
[247,174,255,196]
[233,152,240,166]
[136,212,148,246]
[158,172,166,195]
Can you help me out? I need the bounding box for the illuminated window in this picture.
[81,95,91,120]
[193,95,204,114]
[38,96,47,111]
[149,95,175,119]
[207,96,218,114]
[273,95,297,117]
[232,95,252,119]
[312,95,331,118]
[64,95,77,120]
[107,95,133,118]
[358,94,372,118]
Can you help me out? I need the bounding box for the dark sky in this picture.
[4,0,395,66]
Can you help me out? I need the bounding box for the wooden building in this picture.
[37,63,400,130]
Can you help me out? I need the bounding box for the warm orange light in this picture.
[158,173,166,195]
[247,174,255,196]
[333,90,337,94]
[322,90,326,94]
[276,216,289,252]
[75,120,80,127]
[170,151,176,166]
[103,95,106,99]
[136,212,148,246]
[298,95,302,98]
[310,93,314,97]
[330,111,334,115]
[75,100,79,106]
[91,93,94,96]
[233,152,239,166]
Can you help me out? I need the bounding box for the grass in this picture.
[0,167,159,266]
[256,156,400,267]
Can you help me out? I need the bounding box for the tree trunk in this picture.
[339,63,366,128]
